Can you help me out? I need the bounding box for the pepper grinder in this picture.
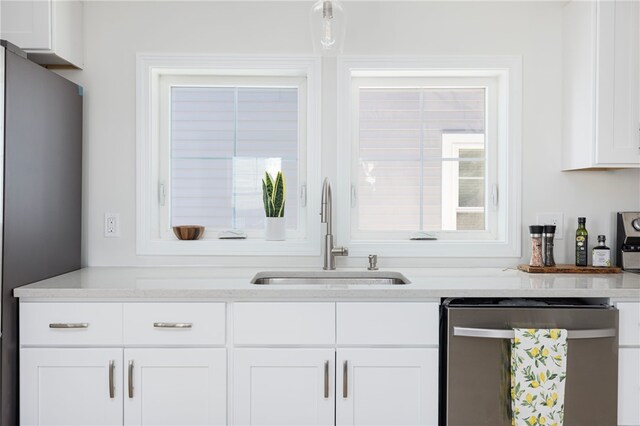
[543,225,556,266]
[529,225,544,267]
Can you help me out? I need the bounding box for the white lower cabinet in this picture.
[20,348,123,426]
[617,301,640,426]
[231,348,439,426]
[21,348,226,426]
[124,348,227,426]
[232,349,335,426]
[19,302,227,426]
[619,347,640,426]
[336,349,439,426]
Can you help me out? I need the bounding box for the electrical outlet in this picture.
[536,212,564,240]
[104,213,120,237]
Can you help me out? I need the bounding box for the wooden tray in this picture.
[518,264,622,274]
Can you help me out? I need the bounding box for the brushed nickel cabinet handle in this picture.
[49,323,88,329]
[128,360,134,398]
[153,322,192,328]
[324,360,329,398]
[343,360,348,399]
[108,360,115,399]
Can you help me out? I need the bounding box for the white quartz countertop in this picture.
[13,267,640,300]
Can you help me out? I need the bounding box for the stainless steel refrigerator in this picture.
[0,40,82,425]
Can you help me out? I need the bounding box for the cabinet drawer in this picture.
[233,303,335,345]
[123,303,225,346]
[20,302,122,346]
[618,302,640,346]
[337,302,439,345]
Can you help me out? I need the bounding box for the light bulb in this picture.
[321,1,335,49]
[310,0,345,56]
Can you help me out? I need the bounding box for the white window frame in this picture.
[136,54,321,256]
[337,56,522,258]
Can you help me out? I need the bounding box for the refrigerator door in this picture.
[445,306,618,426]
[0,46,4,335]
[0,44,5,425]
[0,44,82,425]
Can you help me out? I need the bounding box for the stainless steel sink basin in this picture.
[251,271,410,285]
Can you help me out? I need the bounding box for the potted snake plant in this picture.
[262,171,286,240]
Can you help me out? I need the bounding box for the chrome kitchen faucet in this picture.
[321,178,348,270]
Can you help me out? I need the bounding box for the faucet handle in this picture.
[331,246,348,257]
[367,254,378,270]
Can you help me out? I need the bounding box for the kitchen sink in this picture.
[250,271,410,285]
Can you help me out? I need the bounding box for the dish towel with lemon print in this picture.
[511,328,568,426]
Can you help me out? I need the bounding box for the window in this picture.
[160,78,304,238]
[354,83,494,237]
[137,55,321,255]
[337,57,522,257]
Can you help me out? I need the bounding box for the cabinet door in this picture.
[20,348,123,426]
[336,349,439,426]
[0,0,51,50]
[596,0,640,165]
[124,348,226,425]
[233,349,334,426]
[619,348,640,426]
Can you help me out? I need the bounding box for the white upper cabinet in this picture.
[0,0,83,68]
[562,0,640,170]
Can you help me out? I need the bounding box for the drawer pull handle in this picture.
[324,360,330,398]
[153,322,192,329]
[343,360,348,399]
[49,323,89,329]
[109,360,115,399]
[128,360,134,398]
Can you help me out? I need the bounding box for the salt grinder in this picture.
[529,225,544,267]
[543,225,556,266]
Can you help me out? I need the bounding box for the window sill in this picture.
[137,238,321,257]
[345,239,521,258]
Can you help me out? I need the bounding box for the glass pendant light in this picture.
[310,0,346,57]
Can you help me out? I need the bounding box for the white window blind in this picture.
[354,82,494,240]
[170,86,299,231]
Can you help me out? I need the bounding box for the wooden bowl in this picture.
[173,225,205,240]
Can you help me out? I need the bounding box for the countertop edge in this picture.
[14,288,640,300]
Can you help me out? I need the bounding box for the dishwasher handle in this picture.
[453,327,616,340]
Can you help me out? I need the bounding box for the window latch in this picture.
[351,185,357,208]
[491,184,499,207]
[159,182,166,206]
[300,184,307,208]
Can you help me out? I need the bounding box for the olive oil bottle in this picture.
[575,217,588,266]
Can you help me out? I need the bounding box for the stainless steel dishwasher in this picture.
[440,298,618,425]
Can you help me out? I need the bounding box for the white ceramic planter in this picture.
[265,217,286,241]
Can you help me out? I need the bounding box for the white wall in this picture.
[57,1,640,268]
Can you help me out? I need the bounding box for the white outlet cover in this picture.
[104,213,120,238]
[536,212,564,240]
